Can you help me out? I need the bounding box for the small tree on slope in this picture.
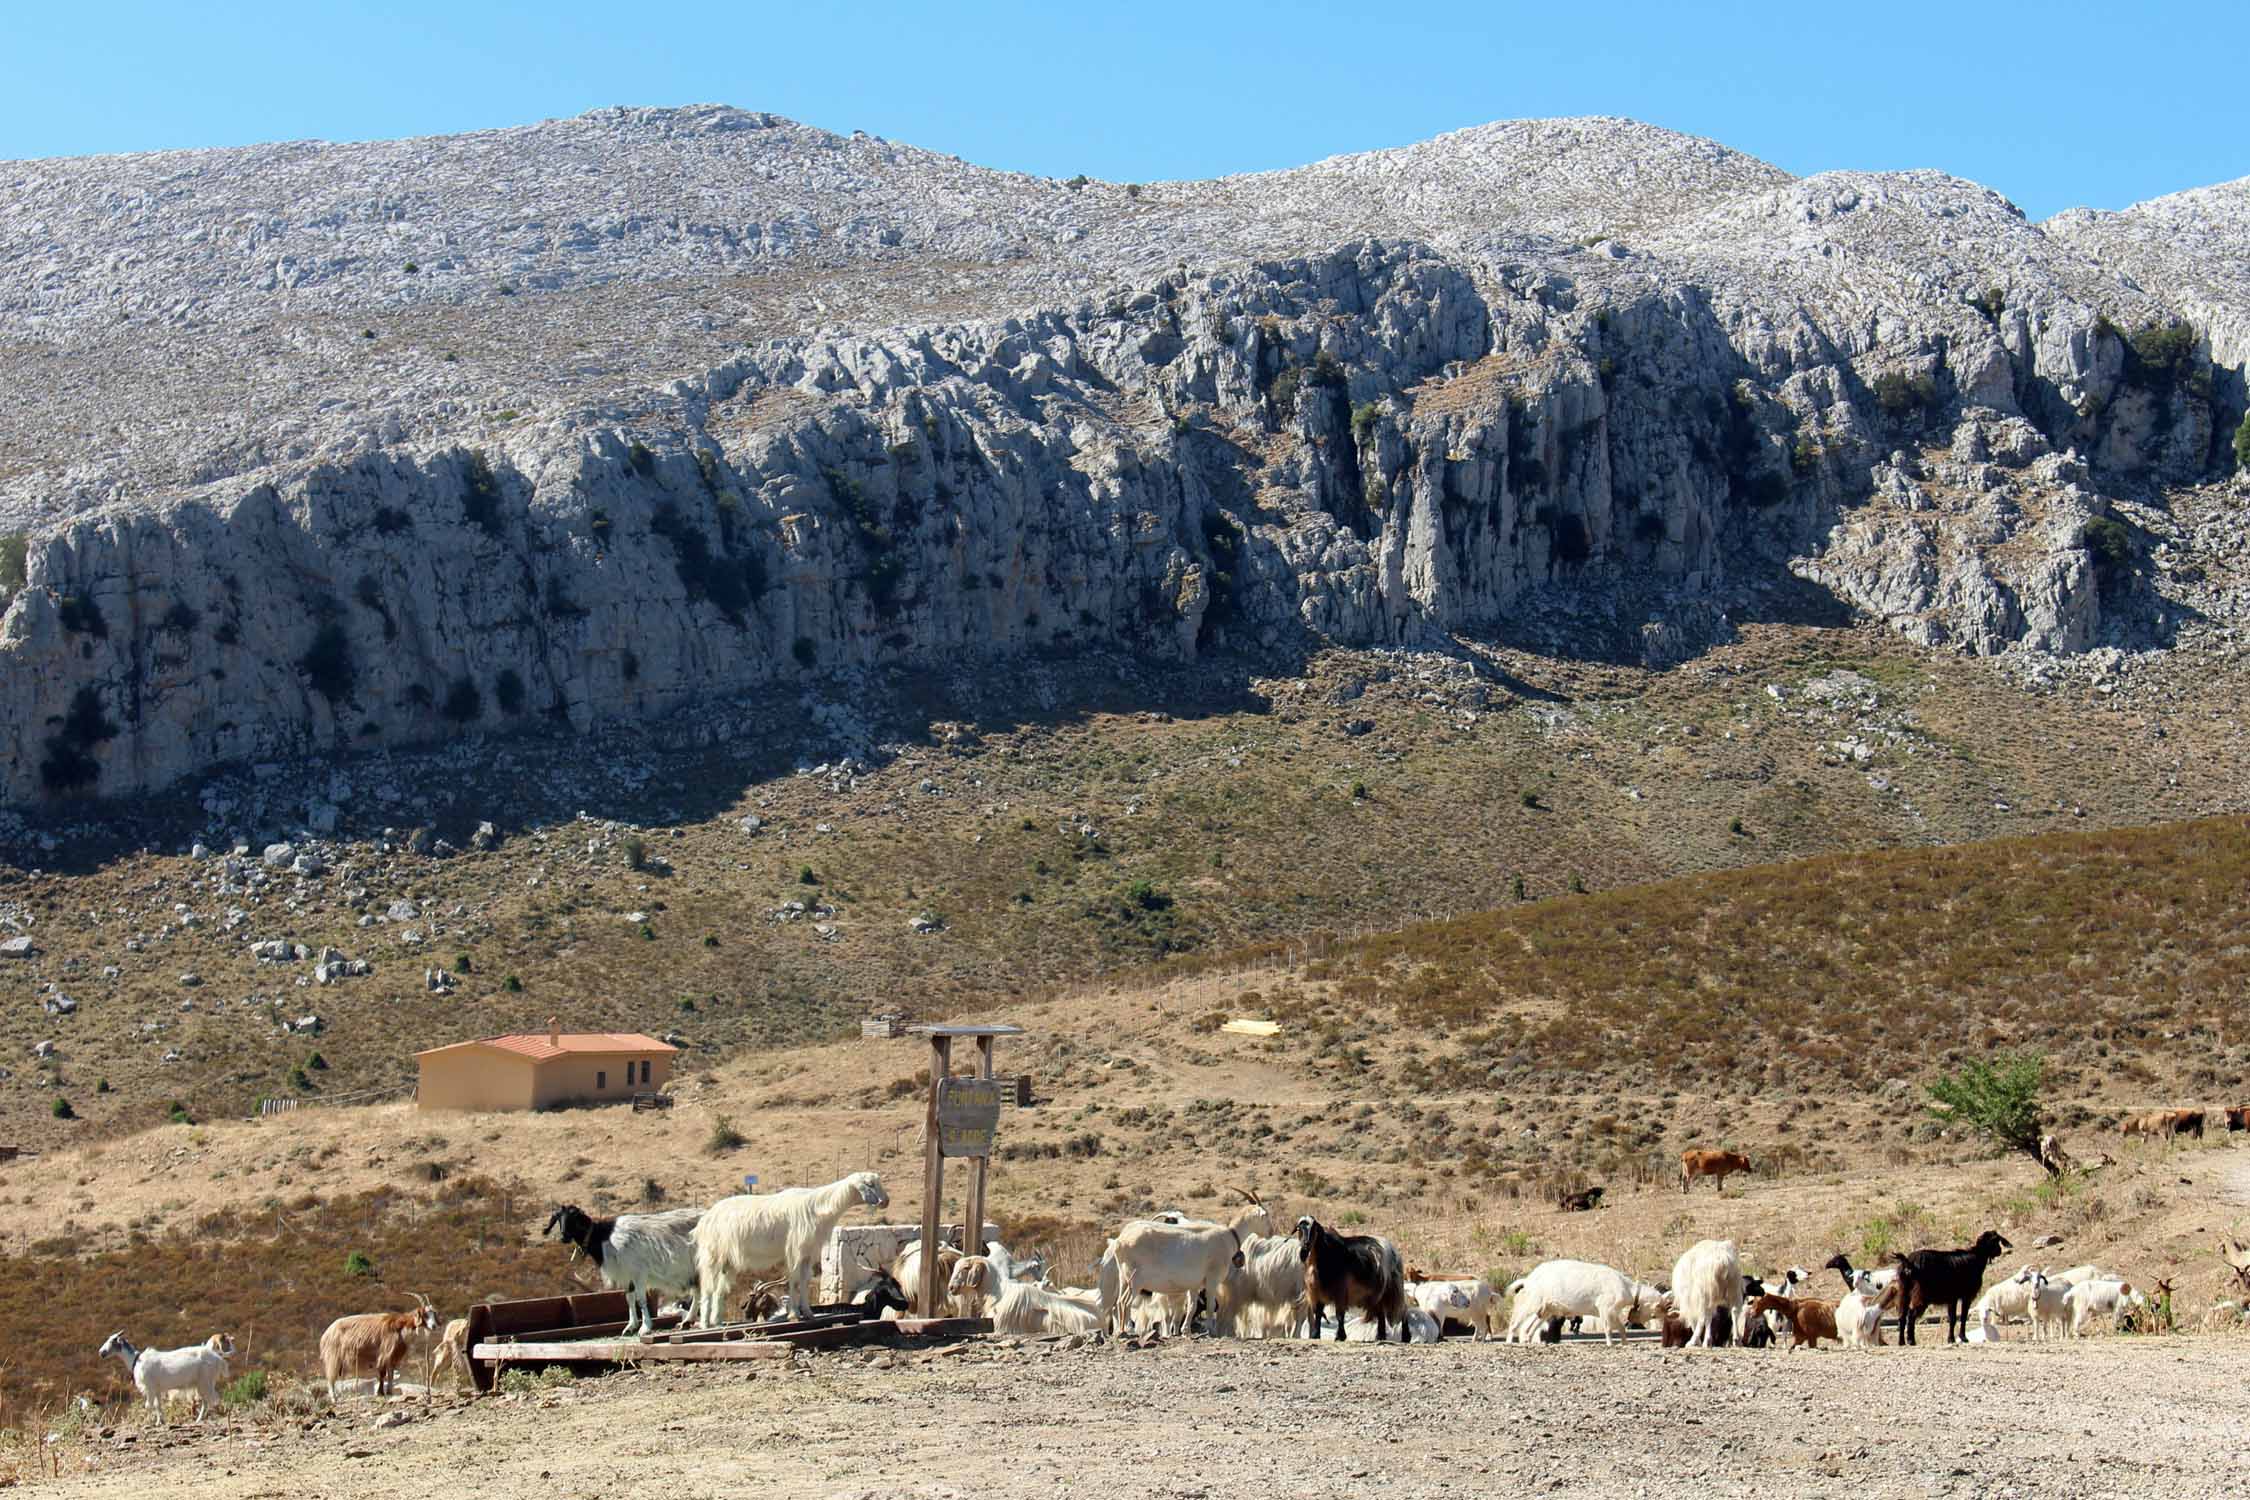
[1927,1051,2052,1173]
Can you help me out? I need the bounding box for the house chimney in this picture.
[547,1015,559,1046]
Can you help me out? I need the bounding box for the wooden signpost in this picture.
[911,1023,1024,1318]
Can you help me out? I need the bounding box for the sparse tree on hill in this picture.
[1927,1051,2051,1172]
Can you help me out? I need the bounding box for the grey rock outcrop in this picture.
[0,110,2241,804]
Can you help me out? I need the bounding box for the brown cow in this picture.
[1680,1148,1754,1194]
[2226,1106,2250,1133]
[2122,1109,2206,1140]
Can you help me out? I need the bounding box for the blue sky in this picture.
[5,1,2242,219]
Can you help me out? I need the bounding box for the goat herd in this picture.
[92,1163,2177,1425]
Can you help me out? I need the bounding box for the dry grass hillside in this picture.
[3,619,2246,1149]
[11,806,2250,1428]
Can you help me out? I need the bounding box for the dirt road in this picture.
[28,1331,2247,1499]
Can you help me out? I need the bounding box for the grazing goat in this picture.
[1671,1239,1743,1348]
[97,1332,235,1424]
[692,1171,889,1326]
[1506,1260,1666,1345]
[1112,1216,1250,1337]
[1836,1273,1886,1347]
[1219,1233,1307,1339]
[320,1294,438,1396]
[429,1317,472,1388]
[544,1203,702,1338]
[2064,1277,2141,1337]
[1746,1294,1839,1350]
[1680,1148,1754,1194]
[1296,1215,1407,1343]
[1890,1229,2011,1345]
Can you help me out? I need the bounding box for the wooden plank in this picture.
[474,1340,795,1363]
[642,1311,863,1344]
[919,1034,950,1319]
[888,1317,992,1337]
[965,1037,995,1246]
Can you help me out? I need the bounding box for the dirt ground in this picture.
[27,1329,2250,1499]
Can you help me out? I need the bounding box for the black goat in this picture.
[1889,1229,2012,1345]
[1295,1215,1408,1343]
[852,1269,912,1319]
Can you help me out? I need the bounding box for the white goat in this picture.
[1219,1233,1307,1338]
[1507,1259,1668,1345]
[1110,1217,1250,1338]
[1836,1272,1886,1348]
[2064,1278,2141,1337]
[1671,1240,1744,1349]
[1971,1266,2045,1339]
[951,1242,1106,1335]
[692,1171,889,1326]
[890,1239,965,1316]
[1408,1277,1501,1340]
[97,1332,234,1425]
[2026,1274,2073,1340]
[1345,1306,1441,1342]
[544,1203,702,1338]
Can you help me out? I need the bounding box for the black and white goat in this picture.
[97,1331,235,1424]
[544,1203,703,1337]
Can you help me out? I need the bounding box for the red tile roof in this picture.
[415,1032,676,1062]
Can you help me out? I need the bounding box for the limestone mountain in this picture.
[0,106,2243,805]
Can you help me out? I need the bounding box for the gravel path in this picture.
[38,1333,2250,1499]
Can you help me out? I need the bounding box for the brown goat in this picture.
[428,1317,471,1389]
[1679,1148,1754,1194]
[1746,1293,1840,1349]
[321,1294,438,1396]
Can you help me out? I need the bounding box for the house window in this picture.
[640,1059,652,1085]
[596,1070,606,1089]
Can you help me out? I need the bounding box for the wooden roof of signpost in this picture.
[906,1023,1025,1039]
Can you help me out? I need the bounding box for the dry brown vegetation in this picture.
[3,621,2244,1149]
[1204,812,2250,1095]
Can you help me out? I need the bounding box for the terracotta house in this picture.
[414,1018,676,1112]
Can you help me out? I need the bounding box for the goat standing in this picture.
[1295,1215,1407,1343]
[320,1295,438,1396]
[1889,1229,2011,1345]
[692,1170,889,1325]
[544,1203,702,1337]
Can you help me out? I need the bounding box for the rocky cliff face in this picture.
[0,110,2242,804]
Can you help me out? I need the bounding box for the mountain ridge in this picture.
[0,105,2243,805]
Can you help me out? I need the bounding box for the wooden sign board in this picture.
[936,1076,1003,1158]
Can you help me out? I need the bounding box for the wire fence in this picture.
[257,1082,412,1116]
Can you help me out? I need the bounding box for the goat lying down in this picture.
[951,1242,1105,1335]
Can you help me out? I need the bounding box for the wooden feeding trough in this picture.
[463,1289,988,1391]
